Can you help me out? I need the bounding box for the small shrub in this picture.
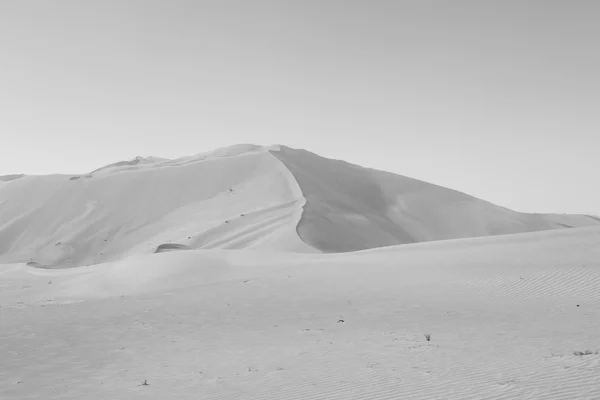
[573,350,595,356]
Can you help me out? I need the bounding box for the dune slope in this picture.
[0,146,311,267]
[0,144,598,266]
[271,146,599,252]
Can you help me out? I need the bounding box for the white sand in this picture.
[1,145,596,267]
[1,144,599,399]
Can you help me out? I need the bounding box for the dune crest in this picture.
[0,144,597,267]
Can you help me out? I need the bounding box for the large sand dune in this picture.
[0,144,597,266]
[2,144,599,399]
[0,145,311,267]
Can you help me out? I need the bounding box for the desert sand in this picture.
[1,144,599,399]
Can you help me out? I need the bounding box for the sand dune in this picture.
[273,146,599,252]
[2,225,599,399]
[0,146,311,267]
[0,144,597,267]
[2,144,600,399]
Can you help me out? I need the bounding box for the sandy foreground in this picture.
[2,225,600,400]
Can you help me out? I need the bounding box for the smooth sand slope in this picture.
[272,146,600,252]
[0,144,598,267]
[1,226,600,399]
[0,145,312,268]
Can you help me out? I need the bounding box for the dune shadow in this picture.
[585,215,600,223]
[0,174,24,182]
[26,261,49,269]
[154,243,192,253]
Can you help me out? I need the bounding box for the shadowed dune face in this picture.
[154,243,192,253]
[271,146,600,252]
[271,147,417,251]
[25,261,44,268]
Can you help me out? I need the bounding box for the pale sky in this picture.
[1,1,598,214]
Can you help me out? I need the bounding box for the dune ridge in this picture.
[0,144,598,267]
[0,146,312,268]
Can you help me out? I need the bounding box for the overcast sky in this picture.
[1,0,598,214]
